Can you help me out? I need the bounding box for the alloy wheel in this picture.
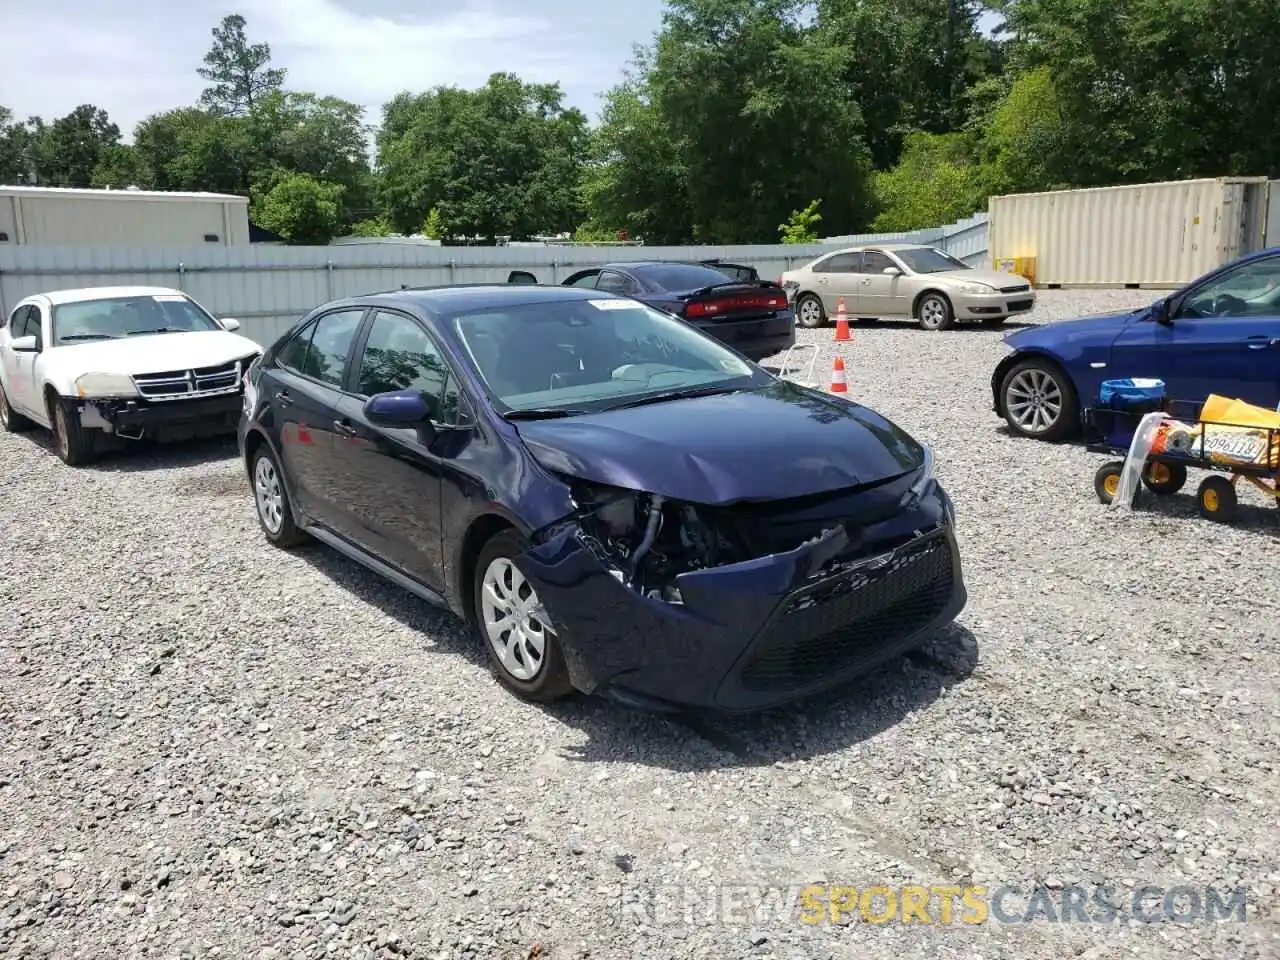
[920,297,947,329]
[796,296,824,328]
[1006,368,1063,434]
[480,557,555,682]
[254,455,285,534]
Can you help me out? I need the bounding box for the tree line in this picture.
[2,1,1277,247]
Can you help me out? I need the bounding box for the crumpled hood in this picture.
[1003,310,1139,349]
[39,330,262,382]
[515,380,926,505]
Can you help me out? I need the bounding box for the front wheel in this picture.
[999,359,1079,442]
[50,397,97,466]
[474,530,573,703]
[917,293,955,331]
[1197,475,1238,522]
[794,293,826,329]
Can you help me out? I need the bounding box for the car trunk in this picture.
[674,281,790,326]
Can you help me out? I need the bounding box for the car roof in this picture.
[821,243,932,256]
[33,286,188,306]
[349,283,624,315]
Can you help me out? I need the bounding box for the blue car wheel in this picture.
[999,358,1079,441]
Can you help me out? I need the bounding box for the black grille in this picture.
[1006,298,1034,311]
[1000,284,1031,293]
[739,534,954,692]
[134,359,243,400]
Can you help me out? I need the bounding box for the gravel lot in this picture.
[2,290,1278,960]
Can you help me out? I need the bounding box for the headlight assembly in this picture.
[957,282,995,295]
[75,372,138,398]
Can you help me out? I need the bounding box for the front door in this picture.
[269,307,368,527]
[1,306,39,416]
[809,252,863,316]
[855,249,909,318]
[328,309,452,591]
[1109,255,1280,408]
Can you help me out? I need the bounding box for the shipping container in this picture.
[988,177,1270,288]
[0,186,250,247]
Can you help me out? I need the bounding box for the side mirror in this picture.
[364,388,433,427]
[10,335,38,352]
[1153,299,1173,326]
[507,270,538,285]
[219,317,241,332]
[882,266,902,277]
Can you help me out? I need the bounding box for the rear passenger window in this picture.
[276,319,319,374]
[277,309,365,387]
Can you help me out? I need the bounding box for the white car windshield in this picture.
[895,247,969,274]
[52,294,221,344]
[453,297,768,414]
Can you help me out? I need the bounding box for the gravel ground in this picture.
[2,290,1278,960]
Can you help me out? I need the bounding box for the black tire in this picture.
[250,443,307,547]
[0,381,33,433]
[473,529,573,703]
[1142,461,1187,496]
[999,358,1080,442]
[794,293,826,329]
[49,395,97,466]
[1197,475,1238,522]
[1094,461,1125,505]
[916,292,955,331]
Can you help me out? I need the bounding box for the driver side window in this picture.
[1177,257,1280,319]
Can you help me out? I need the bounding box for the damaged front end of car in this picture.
[515,447,965,713]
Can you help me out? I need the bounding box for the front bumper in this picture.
[954,289,1036,319]
[79,390,243,441]
[518,485,966,713]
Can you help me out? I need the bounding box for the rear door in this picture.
[808,252,863,314]
[1109,255,1280,407]
[329,308,460,590]
[268,307,368,526]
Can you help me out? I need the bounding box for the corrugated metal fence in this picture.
[0,214,989,348]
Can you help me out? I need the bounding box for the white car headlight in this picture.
[75,372,138,398]
[957,282,995,294]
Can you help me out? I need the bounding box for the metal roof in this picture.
[0,185,247,202]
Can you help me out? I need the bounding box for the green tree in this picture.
[870,132,983,230]
[39,105,121,188]
[376,73,588,239]
[779,199,823,243]
[422,207,444,239]
[198,14,286,116]
[347,216,394,237]
[132,108,253,193]
[0,108,44,184]
[253,173,344,245]
[90,144,144,188]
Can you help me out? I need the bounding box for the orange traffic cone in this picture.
[829,354,848,393]
[833,298,851,341]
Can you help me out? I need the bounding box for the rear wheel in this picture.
[1197,475,1238,522]
[474,530,573,703]
[252,444,307,547]
[49,396,97,466]
[795,293,826,329]
[1094,461,1125,504]
[0,381,33,433]
[1142,461,1187,495]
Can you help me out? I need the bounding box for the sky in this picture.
[1,0,669,138]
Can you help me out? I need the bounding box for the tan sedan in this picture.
[780,243,1036,331]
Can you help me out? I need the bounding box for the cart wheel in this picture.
[1197,475,1238,522]
[1094,461,1126,504]
[1142,461,1187,495]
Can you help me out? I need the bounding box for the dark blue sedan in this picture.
[507,260,795,362]
[238,284,965,712]
[992,247,1280,441]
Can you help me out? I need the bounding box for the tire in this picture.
[1197,475,1238,522]
[49,396,97,466]
[795,293,826,329]
[917,292,955,331]
[473,529,573,703]
[0,381,33,433]
[1142,461,1187,496]
[999,359,1079,442]
[251,443,307,547]
[1094,461,1125,505]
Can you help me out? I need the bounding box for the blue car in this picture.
[507,260,795,362]
[992,248,1280,441]
[238,284,965,713]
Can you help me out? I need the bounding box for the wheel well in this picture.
[43,384,60,418]
[458,515,515,624]
[992,350,1075,416]
[242,428,266,472]
[912,288,951,316]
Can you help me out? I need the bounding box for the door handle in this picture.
[332,418,358,437]
[274,390,292,406]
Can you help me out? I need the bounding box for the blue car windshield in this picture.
[452,297,769,412]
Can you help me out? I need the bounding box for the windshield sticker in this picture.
[588,299,637,310]
[153,294,187,302]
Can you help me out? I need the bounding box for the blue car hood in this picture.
[1003,309,1141,348]
[514,381,925,505]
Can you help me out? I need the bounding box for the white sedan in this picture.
[0,286,262,465]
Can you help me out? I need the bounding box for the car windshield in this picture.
[632,263,739,291]
[51,294,221,343]
[452,297,769,414]
[894,247,969,274]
